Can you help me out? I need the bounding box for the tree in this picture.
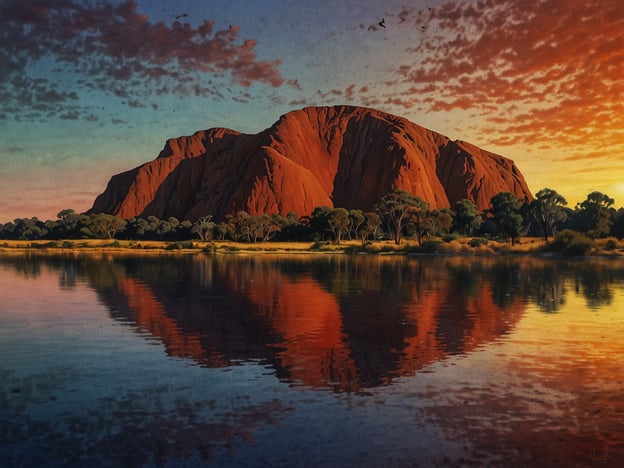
[454,199,482,235]
[13,217,47,240]
[612,208,624,239]
[489,192,524,245]
[530,188,567,240]
[327,208,350,244]
[191,216,215,241]
[276,211,304,241]
[355,212,382,246]
[426,209,453,237]
[348,210,365,240]
[226,211,251,241]
[55,209,85,239]
[407,198,430,244]
[375,190,426,244]
[127,217,150,239]
[575,191,615,238]
[88,214,127,239]
[214,222,232,241]
[245,214,281,242]
[309,206,332,241]
[364,211,382,241]
[176,220,193,240]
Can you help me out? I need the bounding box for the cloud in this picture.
[0,0,289,118]
[384,0,624,150]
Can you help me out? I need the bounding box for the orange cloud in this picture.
[387,0,624,152]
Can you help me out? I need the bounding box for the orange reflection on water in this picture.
[99,255,534,392]
[399,282,524,377]
[116,277,226,366]
[245,273,358,391]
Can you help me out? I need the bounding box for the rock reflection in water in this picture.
[86,255,528,392]
[2,253,624,467]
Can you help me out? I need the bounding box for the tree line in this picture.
[1,189,623,244]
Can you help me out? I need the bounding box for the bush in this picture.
[30,242,56,249]
[549,229,594,255]
[202,242,217,253]
[469,237,489,247]
[418,239,442,253]
[311,241,331,251]
[166,241,195,250]
[442,232,459,243]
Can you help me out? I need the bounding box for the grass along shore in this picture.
[1,236,623,257]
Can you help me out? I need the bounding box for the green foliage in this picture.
[2,189,623,252]
[30,241,56,249]
[88,214,127,239]
[418,239,442,253]
[454,199,482,235]
[442,232,459,242]
[202,242,217,253]
[375,190,429,245]
[575,191,615,238]
[191,216,215,241]
[530,188,567,240]
[309,206,332,241]
[166,241,196,250]
[426,209,453,237]
[469,237,489,247]
[549,229,594,255]
[327,207,350,244]
[489,192,524,245]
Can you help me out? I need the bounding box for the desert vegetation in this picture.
[1,188,623,256]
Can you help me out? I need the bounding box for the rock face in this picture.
[90,106,533,220]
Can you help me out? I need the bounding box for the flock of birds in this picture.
[173,7,434,33]
[372,7,433,32]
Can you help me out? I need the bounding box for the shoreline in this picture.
[1,238,623,258]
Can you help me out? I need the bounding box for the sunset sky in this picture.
[1,0,622,222]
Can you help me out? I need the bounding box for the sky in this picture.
[1,0,623,222]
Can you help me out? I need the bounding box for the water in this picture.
[1,253,623,467]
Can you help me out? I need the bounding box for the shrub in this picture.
[442,232,459,243]
[30,242,56,249]
[61,241,74,249]
[549,229,594,255]
[418,239,442,253]
[166,241,195,250]
[202,242,217,253]
[469,237,489,247]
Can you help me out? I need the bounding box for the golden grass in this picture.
[0,236,622,257]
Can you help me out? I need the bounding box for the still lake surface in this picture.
[1,252,623,467]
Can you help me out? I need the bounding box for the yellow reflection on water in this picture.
[471,278,624,465]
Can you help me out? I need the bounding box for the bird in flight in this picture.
[175,13,188,20]
[378,18,386,28]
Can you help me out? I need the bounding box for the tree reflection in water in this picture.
[2,253,624,466]
[3,253,623,392]
[3,253,609,392]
